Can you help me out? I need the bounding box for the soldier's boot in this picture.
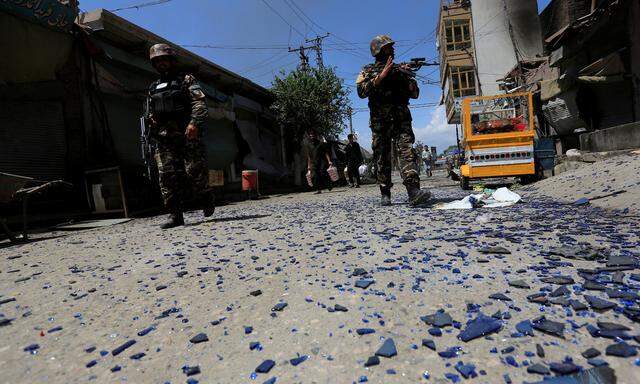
[160,211,184,229]
[406,184,431,207]
[380,186,392,207]
[202,192,216,218]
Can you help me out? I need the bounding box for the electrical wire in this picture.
[240,52,291,74]
[110,0,172,12]
[260,0,306,38]
[286,0,369,59]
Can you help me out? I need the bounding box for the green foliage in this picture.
[270,66,351,144]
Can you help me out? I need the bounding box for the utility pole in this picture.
[348,107,354,135]
[305,33,330,68]
[288,45,310,71]
[289,33,330,70]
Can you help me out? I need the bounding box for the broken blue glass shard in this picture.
[454,362,477,379]
[272,302,288,312]
[255,359,275,373]
[364,355,380,367]
[182,365,201,376]
[532,316,565,338]
[508,280,530,289]
[458,313,502,342]
[375,338,397,358]
[541,276,575,285]
[516,320,534,336]
[549,361,580,375]
[605,342,637,357]
[527,363,550,375]
[137,325,156,337]
[111,339,136,356]
[527,366,615,384]
[355,280,374,289]
[439,346,462,358]
[422,339,436,351]
[584,295,616,311]
[478,246,511,254]
[334,304,348,312]
[582,348,601,359]
[489,293,512,301]
[588,358,609,367]
[190,333,209,344]
[421,310,453,328]
[290,355,308,366]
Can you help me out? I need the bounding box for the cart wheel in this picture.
[460,176,471,191]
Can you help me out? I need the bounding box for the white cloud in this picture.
[413,105,459,154]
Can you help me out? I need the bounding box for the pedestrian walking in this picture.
[304,130,333,194]
[344,134,363,188]
[422,148,433,177]
[144,43,215,229]
[356,35,431,206]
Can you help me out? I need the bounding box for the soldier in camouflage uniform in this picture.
[356,35,431,206]
[146,43,215,229]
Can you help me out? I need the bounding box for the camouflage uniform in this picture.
[148,73,209,212]
[356,62,420,190]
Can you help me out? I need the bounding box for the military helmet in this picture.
[149,43,175,60]
[370,35,395,57]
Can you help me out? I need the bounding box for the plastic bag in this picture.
[327,166,339,182]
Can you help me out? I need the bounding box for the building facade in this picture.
[438,0,476,124]
[437,0,542,124]
[1,6,291,220]
[538,0,640,152]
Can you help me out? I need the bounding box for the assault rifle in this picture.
[140,98,154,181]
[394,57,438,78]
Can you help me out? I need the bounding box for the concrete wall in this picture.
[631,0,640,122]
[579,121,640,152]
[539,0,591,39]
[471,0,542,96]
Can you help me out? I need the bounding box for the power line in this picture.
[110,0,172,12]
[182,44,289,50]
[260,0,306,38]
[286,0,369,59]
[252,59,299,79]
[283,0,317,36]
[240,52,290,74]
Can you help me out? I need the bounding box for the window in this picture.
[443,19,471,52]
[450,67,476,98]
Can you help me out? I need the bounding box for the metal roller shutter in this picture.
[0,100,67,180]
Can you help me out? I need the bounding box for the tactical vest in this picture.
[149,76,189,120]
[367,64,412,106]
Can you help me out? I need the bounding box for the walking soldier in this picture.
[356,35,431,206]
[145,43,215,228]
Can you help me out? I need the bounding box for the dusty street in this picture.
[1,170,639,384]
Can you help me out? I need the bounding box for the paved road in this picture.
[1,173,639,383]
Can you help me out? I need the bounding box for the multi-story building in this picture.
[437,0,543,124]
[437,0,477,124]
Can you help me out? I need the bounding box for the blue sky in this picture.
[80,0,553,152]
